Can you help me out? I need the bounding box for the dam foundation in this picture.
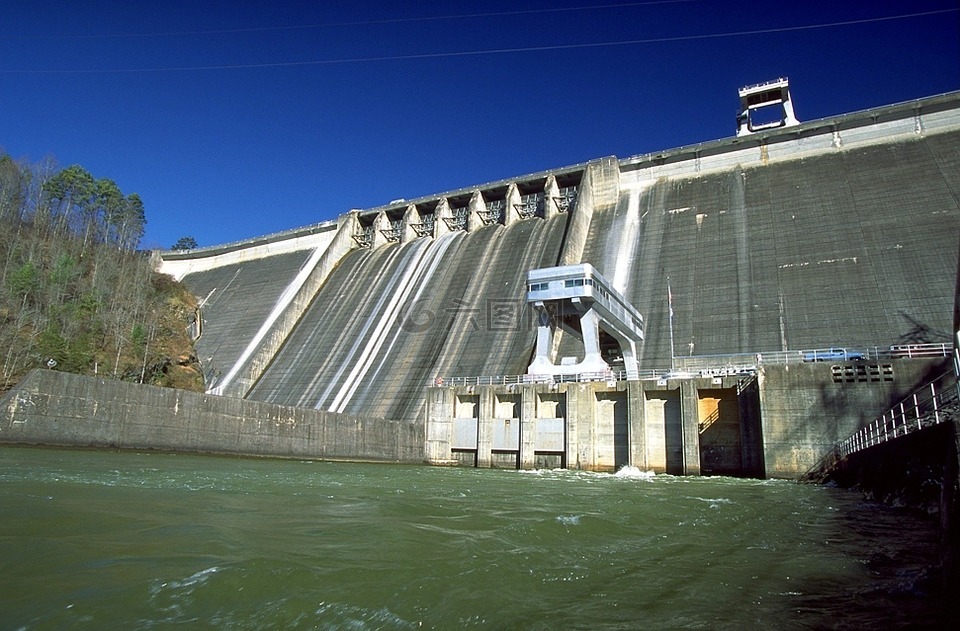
[426,356,950,477]
[426,374,762,476]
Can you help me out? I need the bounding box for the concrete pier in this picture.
[426,374,762,474]
[426,357,947,477]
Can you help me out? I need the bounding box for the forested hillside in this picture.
[0,152,203,393]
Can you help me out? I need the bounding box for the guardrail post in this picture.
[931,382,940,425]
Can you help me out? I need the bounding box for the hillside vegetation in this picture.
[0,152,203,393]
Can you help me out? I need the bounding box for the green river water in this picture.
[0,446,943,629]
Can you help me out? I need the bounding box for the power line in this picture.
[0,1,695,40]
[1,8,955,74]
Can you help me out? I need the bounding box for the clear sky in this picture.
[1,1,958,251]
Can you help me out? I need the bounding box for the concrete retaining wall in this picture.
[425,358,949,478]
[758,358,950,477]
[0,370,424,463]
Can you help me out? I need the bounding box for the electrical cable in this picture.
[0,8,954,74]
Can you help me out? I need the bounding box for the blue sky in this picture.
[1,1,958,250]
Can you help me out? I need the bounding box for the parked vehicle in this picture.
[802,348,866,362]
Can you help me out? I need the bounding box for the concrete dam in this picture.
[149,86,960,478]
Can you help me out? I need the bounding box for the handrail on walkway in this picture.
[434,364,758,387]
[433,343,953,386]
[434,343,951,388]
[836,369,959,458]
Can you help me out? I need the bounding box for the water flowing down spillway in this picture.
[247,215,569,423]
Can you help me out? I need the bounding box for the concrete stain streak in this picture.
[612,189,640,294]
[326,232,461,414]
[778,256,858,269]
[210,244,328,395]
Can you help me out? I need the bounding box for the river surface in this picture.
[0,446,943,629]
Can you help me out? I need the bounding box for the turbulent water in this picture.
[0,446,942,629]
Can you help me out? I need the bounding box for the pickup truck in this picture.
[802,348,866,362]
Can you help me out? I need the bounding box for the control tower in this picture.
[526,264,644,380]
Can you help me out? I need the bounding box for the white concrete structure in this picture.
[736,77,800,137]
[526,264,644,380]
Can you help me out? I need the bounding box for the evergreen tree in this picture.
[172,236,198,250]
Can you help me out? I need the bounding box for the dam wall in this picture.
[246,215,568,422]
[159,219,340,280]
[582,116,960,367]
[0,370,422,463]
[424,376,761,475]
[758,358,951,477]
[159,159,616,425]
[145,91,960,476]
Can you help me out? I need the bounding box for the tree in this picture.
[118,193,146,250]
[0,152,204,392]
[91,178,123,246]
[0,155,27,223]
[43,164,94,238]
[172,236,198,250]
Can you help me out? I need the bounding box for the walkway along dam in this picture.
[3,85,960,480]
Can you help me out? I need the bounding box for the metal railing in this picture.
[434,344,951,388]
[436,365,757,387]
[515,192,544,219]
[411,221,434,238]
[756,343,951,365]
[553,187,577,213]
[352,225,374,248]
[439,372,624,387]
[699,408,721,433]
[479,200,505,225]
[836,370,959,458]
[442,207,468,231]
[674,344,951,369]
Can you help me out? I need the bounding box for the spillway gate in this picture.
[425,374,765,476]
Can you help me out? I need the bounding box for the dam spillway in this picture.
[247,215,568,421]
[158,89,960,477]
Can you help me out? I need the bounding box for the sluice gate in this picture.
[426,375,764,476]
